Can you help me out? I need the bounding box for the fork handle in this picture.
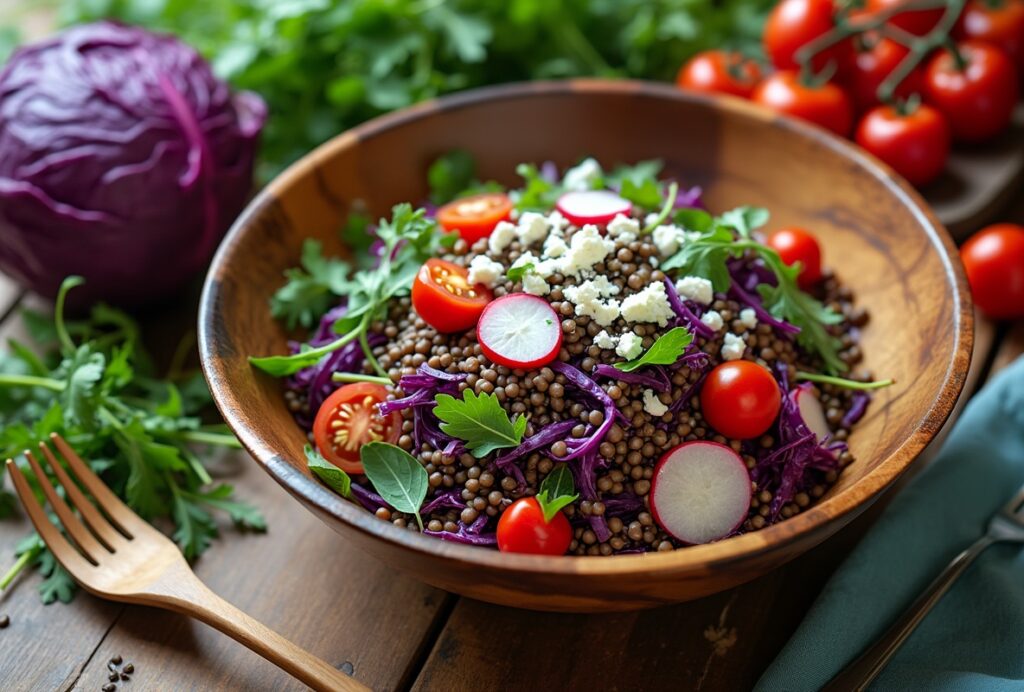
[151,563,370,692]
[823,534,995,691]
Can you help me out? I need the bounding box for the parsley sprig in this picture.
[615,327,693,373]
[433,390,526,458]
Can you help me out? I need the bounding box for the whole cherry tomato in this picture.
[960,223,1024,319]
[313,383,401,474]
[676,50,763,98]
[411,258,493,333]
[764,0,854,72]
[701,361,782,440]
[855,103,950,186]
[752,70,855,136]
[955,0,1024,71]
[924,41,1019,142]
[497,497,572,555]
[848,37,924,111]
[437,192,513,244]
[765,227,824,288]
[867,0,948,35]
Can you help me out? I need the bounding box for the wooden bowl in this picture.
[198,80,972,612]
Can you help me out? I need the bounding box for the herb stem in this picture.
[796,371,896,390]
[54,276,84,356]
[331,372,393,385]
[0,544,40,591]
[178,430,243,448]
[0,374,65,391]
[641,182,679,235]
[359,329,389,378]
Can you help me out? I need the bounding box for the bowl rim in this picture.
[199,78,973,577]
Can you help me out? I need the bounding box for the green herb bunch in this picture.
[0,278,263,603]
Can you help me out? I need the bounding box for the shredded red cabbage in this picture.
[842,391,871,427]
[424,513,497,545]
[551,361,629,462]
[566,445,606,500]
[669,370,706,414]
[663,278,715,339]
[350,483,389,512]
[494,419,576,475]
[421,489,465,514]
[603,493,644,516]
[592,363,671,392]
[588,515,612,542]
[728,280,801,337]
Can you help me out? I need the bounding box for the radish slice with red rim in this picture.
[791,383,831,441]
[556,190,633,227]
[477,294,563,369]
[650,441,751,544]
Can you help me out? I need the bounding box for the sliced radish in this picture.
[556,190,633,227]
[476,294,562,369]
[650,441,752,545]
[791,383,831,441]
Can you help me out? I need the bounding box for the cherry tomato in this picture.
[764,0,853,72]
[867,0,947,35]
[960,223,1024,319]
[765,227,824,289]
[955,0,1024,71]
[676,50,763,98]
[496,497,572,555]
[848,37,924,112]
[855,103,950,187]
[752,71,855,137]
[411,258,493,333]
[924,41,1019,142]
[701,362,782,440]
[437,193,513,244]
[313,383,401,474]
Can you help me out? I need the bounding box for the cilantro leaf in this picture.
[172,490,217,560]
[60,346,105,430]
[512,163,561,212]
[719,206,769,239]
[359,442,428,530]
[536,464,578,523]
[607,160,666,210]
[506,263,534,282]
[306,444,352,499]
[660,225,735,291]
[433,390,526,458]
[37,549,75,604]
[615,327,693,373]
[192,483,267,531]
[270,239,353,330]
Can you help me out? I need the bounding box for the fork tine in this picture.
[22,450,105,564]
[6,459,96,579]
[49,433,140,537]
[38,442,123,551]
[1003,482,1024,517]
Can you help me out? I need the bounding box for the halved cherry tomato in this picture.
[765,227,824,289]
[764,0,853,73]
[411,258,493,333]
[700,361,782,440]
[924,41,1019,142]
[955,0,1024,71]
[313,383,400,474]
[496,497,572,555]
[848,37,924,112]
[855,103,950,187]
[752,71,855,137]
[961,223,1024,319]
[676,50,763,98]
[437,193,513,244]
[867,0,948,35]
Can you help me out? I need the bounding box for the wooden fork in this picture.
[6,433,368,692]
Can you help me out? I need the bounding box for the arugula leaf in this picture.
[536,464,578,523]
[305,444,352,498]
[615,327,693,372]
[270,239,352,330]
[660,225,735,291]
[674,208,715,232]
[433,390,527,458]
[718,206,769,239]
[359,442,429,530]
[506,263,534,282]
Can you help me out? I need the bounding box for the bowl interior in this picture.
[200,80,970,575]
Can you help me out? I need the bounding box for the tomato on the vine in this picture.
[700,361,782,440]
[411,258,493,333]
[867,0,948,35]
[961,223,1024,319]
[764,0,853,72]
[848,37,924,111]
[676,50,762,98]
[752,71,855,136]
[924,41,1019,142]
[437,192,513,244]
[855,103,950,186]
[765,227,824,289]
[955,0,1024,70]
[313,383,401,474]
[497,497,572,555]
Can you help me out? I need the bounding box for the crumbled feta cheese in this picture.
[488,221,517,254]
[516,211,550,247]
[588,299,622,327]
[562,157,603,191]
[701,310,724,331]
[510,251,539,270]
[739,308,758,329]
[645,213,660,226]
[620,282,675,326]
[522,273,550,296]
[565,281,621,326]
[589,275,621,297]
[547,210,570,232]
[542,234,569,259]
[653,224,686,257]
[643,389,669,417]
[607,214,640,242]
[561,224,615,278]
[593,330,619,350]
[534,258,562,278]
[466,255,504,287]
[721,332,746,361]
[675,276,714,305]
[616,332,643,360]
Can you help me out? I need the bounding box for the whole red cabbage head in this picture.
[0,21,266,307]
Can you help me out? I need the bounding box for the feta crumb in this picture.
[645,212,660,226]
[739,308,758,329]
[620,282,675,326]
[589,275,621,297]
[534,258,562,278]
[616,332,643,360]
[562,157,603,191]
[561,224,615,278]
[721,332,746,361]
[516,211,550,247]
[542,233,569,259]
[488,221,517,254]
[547,210,570,232]
[466,255,504,287]
[510,251,539,270]
[565,282,621,326]
[653,224,686,257]
[607,214,640,242]
[522,273,550,296]
[701,310,724,331]
[593,330,619,350]
[675,276,714,305]
[642,389,669,417]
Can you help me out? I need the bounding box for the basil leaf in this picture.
[536,464,578,524]
[360,442,429,530]
[615,327,693,373]
[305,444,351,499]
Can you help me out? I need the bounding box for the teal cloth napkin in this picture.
[757,355,1024,692]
